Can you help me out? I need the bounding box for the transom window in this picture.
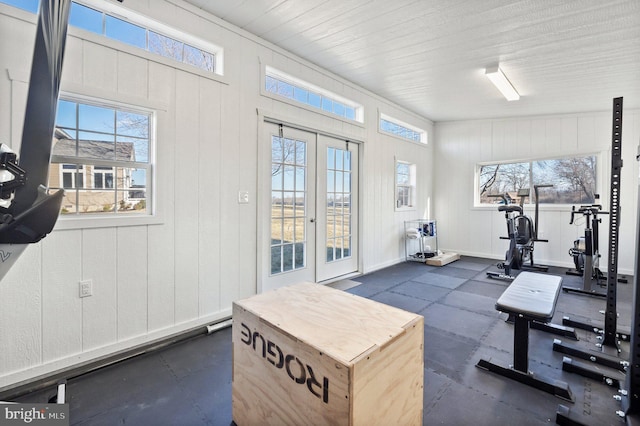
[478,155,598,205]
[265,66,363,123]
[51,97,152,216]
[0,0,222,74]
[380,113,427,144]
[0,0,37,11]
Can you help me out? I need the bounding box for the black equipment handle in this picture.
[570,205,609,225]
[569,206,576,225]
[487,193,511,205]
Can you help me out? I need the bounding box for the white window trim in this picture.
[395,158,416,211]
[379,112,428,145]
[76,0,224,76]
[60,164,85,189]
[261,64,365,126]
[0,1,228,84]
[51,93,162,230]
[93,166,115,189]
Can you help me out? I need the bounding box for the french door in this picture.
[260,122,359,292]
[316,134,359,282]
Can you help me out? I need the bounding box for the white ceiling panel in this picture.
[184,0,640,122]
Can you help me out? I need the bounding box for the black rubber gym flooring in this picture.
[15,256,632,425]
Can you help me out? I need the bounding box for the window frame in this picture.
[262,65,364,125]
[61,164,85,189]
[475,152,603,208]
[395,159,416,211]
[78,0,223,75]
[50,94,157,227]
[0,0,224,76]
[93,165,115,189]
[379,112,428,145]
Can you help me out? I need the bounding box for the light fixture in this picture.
[485,65,520,101]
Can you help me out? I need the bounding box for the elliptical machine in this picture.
[486,184,552,281]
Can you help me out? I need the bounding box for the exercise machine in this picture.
[563,201,608,297]
[486,193,521,280]
[555,97,629,425]
[486,185,551,280]
[0,0,70,281]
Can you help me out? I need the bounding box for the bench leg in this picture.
[513,315,529,373]
[476,359,574,402]
[477,316,574,402]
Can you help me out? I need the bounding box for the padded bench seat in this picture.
[496,271,563,322]
[477,272,574,401]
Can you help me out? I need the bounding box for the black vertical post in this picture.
[7,0,71,216]
[513,315,529,373]
[602,97,623,349]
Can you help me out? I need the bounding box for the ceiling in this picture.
[182,0,640,122]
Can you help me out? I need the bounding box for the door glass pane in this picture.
[271,134,307,275]
[282,244,293,272]
[294,243,305,268]
[326,239,334,262]
[270,246,281,275]
[325,146,353,263]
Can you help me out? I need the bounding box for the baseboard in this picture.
[0,309,232,399]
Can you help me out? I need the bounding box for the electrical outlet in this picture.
[79,279,92,298]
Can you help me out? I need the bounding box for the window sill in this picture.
[395,206,417,212]
[54,214,164,230]
[472,203,584,212]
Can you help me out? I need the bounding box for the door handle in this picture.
[310,218,315,223]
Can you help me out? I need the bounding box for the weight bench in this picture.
[476,271,574,401]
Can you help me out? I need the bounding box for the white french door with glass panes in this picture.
[260,123,359,292]
[316,134,358,282]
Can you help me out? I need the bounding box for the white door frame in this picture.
[256,111,363,293]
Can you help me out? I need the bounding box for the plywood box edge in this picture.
[426,252,460,266]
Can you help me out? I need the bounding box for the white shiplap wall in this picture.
[434,110,640,275]
[0,1,433,388]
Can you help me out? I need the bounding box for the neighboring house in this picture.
[48,130,140,214]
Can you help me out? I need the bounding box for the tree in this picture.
[554,157,596,201]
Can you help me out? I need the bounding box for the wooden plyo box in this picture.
[232,282,424,426]
[426,252,460,266]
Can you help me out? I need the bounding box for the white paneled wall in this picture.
[434,110,640,275]
[0,1,433,388]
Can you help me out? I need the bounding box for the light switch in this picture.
[238,191,249,204]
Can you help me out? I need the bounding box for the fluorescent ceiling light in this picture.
[485,65,520,101]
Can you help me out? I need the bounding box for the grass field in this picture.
[271,205,351,245]
[270,204,352,272]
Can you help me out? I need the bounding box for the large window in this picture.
[478,155,598,205]
[396,160,416,210]
[51,98,152,216]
